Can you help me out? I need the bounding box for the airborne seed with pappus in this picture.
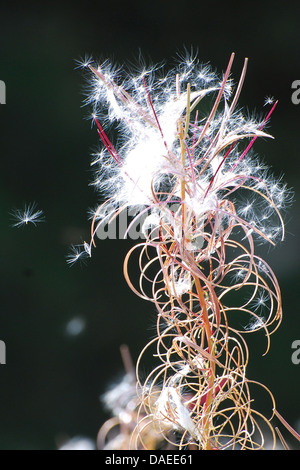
[11,202,45,228]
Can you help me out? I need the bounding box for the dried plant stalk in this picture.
[76,52,295,450]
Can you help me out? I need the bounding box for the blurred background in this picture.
[0,0,299,449]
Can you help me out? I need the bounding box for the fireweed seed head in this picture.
[79,53,292,252]
[82,54,297,450]
[10,202,45,228]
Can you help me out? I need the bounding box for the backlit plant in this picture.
[76,52,298,450]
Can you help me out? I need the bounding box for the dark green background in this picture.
[0,1,299,450]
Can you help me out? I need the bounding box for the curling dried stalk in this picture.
[79,52,295,449]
